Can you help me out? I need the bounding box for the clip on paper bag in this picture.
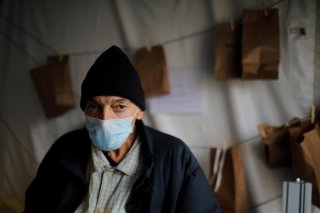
[30,55,75,118]
[214,23,242,79]
[241,9,280,79]
[209,146,248,213]
[133,45,170,97]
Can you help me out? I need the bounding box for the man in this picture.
[24,46,220,212]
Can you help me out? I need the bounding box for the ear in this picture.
[136,110,144,120]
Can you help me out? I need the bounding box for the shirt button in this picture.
[98,208,104,213]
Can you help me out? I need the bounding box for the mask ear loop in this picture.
[130,107,141,137]
[130,107,140,126]
[133,107,140,117]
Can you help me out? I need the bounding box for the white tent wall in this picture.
[0,0,319,212]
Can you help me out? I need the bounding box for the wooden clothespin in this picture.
[144,35,152,52]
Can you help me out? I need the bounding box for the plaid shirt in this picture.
[75,136,144,213]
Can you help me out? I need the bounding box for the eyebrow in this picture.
[87,98,98,103]
[111,98,129,104]
[86,97,131,105]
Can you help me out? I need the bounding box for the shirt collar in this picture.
[90,136,142,176]
[117,136,142,176]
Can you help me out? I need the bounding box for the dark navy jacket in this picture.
[24,120,220,212]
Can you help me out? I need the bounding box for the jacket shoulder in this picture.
[55,128,88,144]
[143,125,198,170]
[48,128,89,152]
[38,128,90,169]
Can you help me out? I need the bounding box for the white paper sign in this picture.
[148,69,206,114]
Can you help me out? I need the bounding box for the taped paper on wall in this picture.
[148,69,206,114]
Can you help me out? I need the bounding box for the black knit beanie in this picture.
[80,46,145,111]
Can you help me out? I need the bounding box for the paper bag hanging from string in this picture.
[288,106,319,207]
[133,45,170,97]
[30,55,75,118]
[209,146,248,213]
[241,9,280,79]
[300,124,320,207]
[288,118,315,178]
[288,119,319,208]
[214,23,242,79]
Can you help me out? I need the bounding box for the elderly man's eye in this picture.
[118,105,126,110]
[86,104,97,110]
[113,104,126,112]
[85,102,101,114]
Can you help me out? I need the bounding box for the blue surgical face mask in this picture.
[85,110,138,151]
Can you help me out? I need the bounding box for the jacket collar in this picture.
[135,120,154,175]
[59,128,91,184]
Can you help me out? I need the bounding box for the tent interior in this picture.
[1,0,320,212]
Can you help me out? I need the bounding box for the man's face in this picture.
[84,96,144,121]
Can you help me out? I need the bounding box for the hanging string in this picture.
[189,135,261,149]
[67,27,215,56]
[0,29,40,64]
[0,13,58,55]
[0,0,284,59]
[268,0,284,9]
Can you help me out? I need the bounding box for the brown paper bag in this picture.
[214,23,242,79]
[30,55,75,118]
[209,147,248,213]
[288,119,315,178]
[258,123,291,167]
[288,119,319,207]
[133,45,170,97]
[241,9,279,79]
[300,124,320,207]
